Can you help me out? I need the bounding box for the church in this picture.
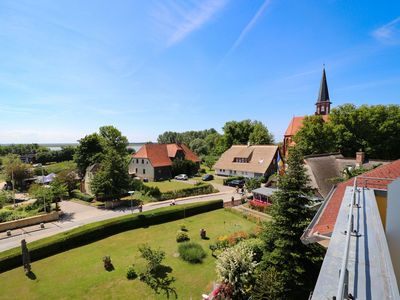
[282,68,332,156]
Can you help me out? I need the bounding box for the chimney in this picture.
[356,150,365,166]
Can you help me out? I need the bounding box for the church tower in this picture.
[315,67,331,115]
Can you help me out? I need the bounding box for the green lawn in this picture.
[0,209,256,300]
[144,180,193,192]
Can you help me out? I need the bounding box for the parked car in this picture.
[226,179,245,188]
[202,174,214,181]
[174,174,188,180]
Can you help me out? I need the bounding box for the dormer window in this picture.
[234,157,248,163]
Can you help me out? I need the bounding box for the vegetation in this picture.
[0,208,255,299]
[42,160,77,174]
[144,181,192,193]
[36,146,75,164]
[157,120,274,158]
[176,231,190,242]
[244,178,261,191]
[73,132,106,176]
[0,200,223,272]
[71,189,94,202]
[256,147,325,299]
[1,154,31,189]
[295,104,400,159]
[0,144,46,156]
[126,265,137,280]
[171,159,199,177]
[215,242,258,299]
[159,183,217,201]
[178,242,206,263]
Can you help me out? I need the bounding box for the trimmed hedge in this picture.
[223,176,245,185]
[160,183,217,201]
[0,200,223,273]
[71,189,94,202]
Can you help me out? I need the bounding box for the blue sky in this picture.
[0,0,399,143]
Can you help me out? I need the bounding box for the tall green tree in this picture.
[189,138,208,156]
[2,154,31,189]
[90,149,131,200]
[99,125,129,156]
[74,133,105,177]
[294,115,335,155]
[249,122,274,145]
[223,120,254,147]
[257,147,324,299]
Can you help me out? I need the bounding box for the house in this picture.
[82,163,101,195]
[252,186,278,204]
[213,145,279,179]
[128,143,200,181]
[302,161,400,299]
[302,159,400,247]
[282,68,331,156]
[304,151,390,199]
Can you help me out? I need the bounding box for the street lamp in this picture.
[128,191,135,213]
[37,163,46,213]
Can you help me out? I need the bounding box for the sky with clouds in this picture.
[0,0,399,143]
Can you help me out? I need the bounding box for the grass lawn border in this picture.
[0,200,223,273]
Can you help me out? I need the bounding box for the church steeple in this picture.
[315,67,332,115]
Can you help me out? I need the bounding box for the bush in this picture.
[223,176,245,185]
[0,200,223,273]
[71,189,94,202]
[249,200,271,213]
[160,183,217,201]
[236,238,264,262]
[126,265,137,280]
[179,224,187,231]
[178,242,206,263]
[176,231,190,242]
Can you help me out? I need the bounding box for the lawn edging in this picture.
[0,200,223,273]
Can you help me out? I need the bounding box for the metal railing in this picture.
[334,176,395,299]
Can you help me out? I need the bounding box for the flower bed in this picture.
[248,199,271,213]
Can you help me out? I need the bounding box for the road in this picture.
[0,186,239,253]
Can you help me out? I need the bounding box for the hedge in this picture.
[71,189,94,202]
[159,183,217,201]
[223,176,245,185]
[0,199,223,273]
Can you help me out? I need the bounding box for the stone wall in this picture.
[0,211,60,232]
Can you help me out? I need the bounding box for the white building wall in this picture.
[387,178,400,285]
[129,158,155,181]
[214,169,256,178]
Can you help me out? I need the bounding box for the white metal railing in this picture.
[335,177,358,299]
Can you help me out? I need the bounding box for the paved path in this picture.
[0,188,241,253]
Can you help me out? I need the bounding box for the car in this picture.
[202,174,214,181]
[174,174,188,180]
[226,179,245,188]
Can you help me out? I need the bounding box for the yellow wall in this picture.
[375,192,387,229]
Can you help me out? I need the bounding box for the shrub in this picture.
[236,238,264,262]
[249,200,271,213]
[159,183,217,201]
[223,176,244,185]
[179,224,187,231]
[71,189,94,202]
[178,242,206,264]
[0,200,223,273]
[126,265,137,279]
[176,231,190,242]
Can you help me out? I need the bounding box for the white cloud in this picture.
[372,16,400,44]
[152,0,228,47]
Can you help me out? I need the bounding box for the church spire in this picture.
[315,66,332,115]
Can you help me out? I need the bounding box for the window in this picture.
[136,159,138,164]
[135,168,138,174]
[142,159,144,164]
[321,106,325,112]
[143,169,146,174]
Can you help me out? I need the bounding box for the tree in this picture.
[216,243,258,299]
[294,115,335,155]
[203,155,218,171]
[245,178,261,191]
[74,133,105,177]
[2,154,31,189]
[54,170,79,194]
[90,149,131,200]
[99,125,128,156]
[294,104,400,159]
[171,160,198,176]
[258,147,324,299]
[223,120,254,147]
[249,122,274,145]
[189,138,208,156]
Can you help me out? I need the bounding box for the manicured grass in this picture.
[0,209,256,300]
[144,180,194,192]
[44,161,77,174]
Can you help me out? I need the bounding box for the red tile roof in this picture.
[284,115,329,137]
[311,159,400,236]
[132,143,200,167]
